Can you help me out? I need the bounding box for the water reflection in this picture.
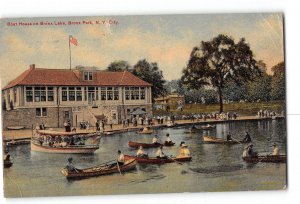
[4,119,287,197]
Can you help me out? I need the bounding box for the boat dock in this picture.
[2,115,285,141]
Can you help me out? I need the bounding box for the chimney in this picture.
[29,64,35,70]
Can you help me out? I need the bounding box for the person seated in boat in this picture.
[136,146,148,158]
[242,144,258,158]
[177,142,190,158]
[271,143,280,156]
[164,133,173,145]
[191,124,197,130]
[155,146,167,159]
[117,150,125,166]
[226,133,233,141]
[243,131,252,142]
[152,135,159,144]
[66,157,77,172]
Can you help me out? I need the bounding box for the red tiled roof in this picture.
[2,67,151,90]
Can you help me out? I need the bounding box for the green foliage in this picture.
[223,81,248,102]
[132,59,166,99]
[271,62,285,100]
[153,101,285,116]
[181,34,261,112]
[106,60,131,72]
[246,73,272,102]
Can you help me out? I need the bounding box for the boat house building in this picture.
[2,64,152,128]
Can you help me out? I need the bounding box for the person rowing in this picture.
[164,133,173,145]
[65,157,80,172]
[271,143,280,156]
[152,135,159,144]
[226,133,233,141]
[117,150,125,166]
[155,145,167,159]
[243,131,252,143]
[136,146,148,158]
[177,141,190,158]
[242,143,258,158]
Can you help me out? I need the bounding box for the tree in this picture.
[246,73,272,102]
[181,34,261,112]
[271,61,285,101]
[132,59,166,100]
[106,60,131,72]
[223,81,248,102]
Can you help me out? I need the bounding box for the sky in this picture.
[0,13,284,87]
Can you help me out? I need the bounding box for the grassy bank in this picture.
[153,101,285,116]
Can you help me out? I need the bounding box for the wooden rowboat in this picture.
[124,155,192,164]
[203,136,247,144]
[128,141,162,148]
[137,126,153,134]
[7,126,25,130]
[4,160,13,168]
[198,125,216,130]
[242,155,286,163]
[163,141,175,146]
[61,159,137,179]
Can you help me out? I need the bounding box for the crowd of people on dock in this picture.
[257,109,283,118]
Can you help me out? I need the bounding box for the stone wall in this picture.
[2,107,72,129]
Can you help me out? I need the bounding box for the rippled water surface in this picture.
[4,119,287,197]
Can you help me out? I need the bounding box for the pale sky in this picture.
[0,13,284,87]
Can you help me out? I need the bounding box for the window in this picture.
[113,87,119,100]
[36,108,47,117]
[64,111,70,118]
[96,88,99,100]
[84,71,93,81]
[40,87,46,101]
[125,87,130,100]
[26,87,33,102]
[13,88,17,102]
[107,87,113,100]
[140,87,145,99]
[76,87,82,101]
[48,87,54,101]
[134,87,140,100]
[34,87,41,102]
[101,87,106,100]
[69,87,75,101]
[84,87,87,101]
[130,87,135,100]
[62,87,68,101]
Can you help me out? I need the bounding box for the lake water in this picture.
[3,119,287,197]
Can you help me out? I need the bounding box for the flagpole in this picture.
[69,35,71,70]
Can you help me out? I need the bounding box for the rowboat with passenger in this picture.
[61,158,137,179]
[124,155,191,164]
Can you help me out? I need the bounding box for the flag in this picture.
[69,35,78,46]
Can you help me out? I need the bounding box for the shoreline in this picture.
[2,115,285,142]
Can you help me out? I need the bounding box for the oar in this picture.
[231,137,242,144]
[166,156,183,165]
[116,160,123,175]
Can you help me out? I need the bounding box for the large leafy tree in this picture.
[132,59,166,100]
[246,73,272,102]
[106,60,131,72]
[181,34,261,112]
[271,61,285,101]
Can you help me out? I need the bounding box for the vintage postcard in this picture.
[0,13,286,197]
